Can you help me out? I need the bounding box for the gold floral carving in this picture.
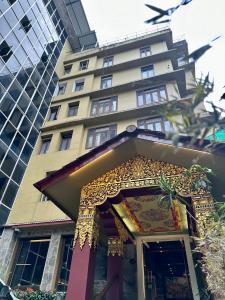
[76,155,214,247]
[192,194,214,237]
[74,206,99,249]
[108,237,123,256]
[80,155,185,206]
[109,209,130,242]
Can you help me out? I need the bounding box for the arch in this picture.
[75,155,214,249]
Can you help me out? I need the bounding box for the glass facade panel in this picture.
[0,0,68,226]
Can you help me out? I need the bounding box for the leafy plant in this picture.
[13,289,65,300]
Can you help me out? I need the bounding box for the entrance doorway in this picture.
[136,235,199,300]
[143,240,193,300]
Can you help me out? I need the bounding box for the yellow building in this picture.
[1,28,223,300]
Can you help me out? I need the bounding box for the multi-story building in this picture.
[2,28,223,300]
[0,0,96,229]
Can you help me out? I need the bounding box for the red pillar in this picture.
[66,239,96,300]
[106,255,123,300]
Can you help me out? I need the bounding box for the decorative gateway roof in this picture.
[34,126,225,221]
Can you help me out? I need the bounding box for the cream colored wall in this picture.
[8,124,85,224]
[7,38,187,225]
[93,59,173,91]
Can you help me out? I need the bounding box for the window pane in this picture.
[137,94,144,106]
[10,239,49,288]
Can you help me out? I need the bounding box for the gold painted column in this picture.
[66,206,99,300]
[107,237,124,300]
[191,193,214,237]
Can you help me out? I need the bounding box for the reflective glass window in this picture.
[0,40,13,63]
[0,171,9,199]
[0,122,16,145]
[1,149,17,176]
[2,181,18,208]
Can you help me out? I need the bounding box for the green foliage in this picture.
[159,164,213,208]
[161,74,225,146]
[13,289,65,300]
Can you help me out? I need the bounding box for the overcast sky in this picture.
[82,0,225,109]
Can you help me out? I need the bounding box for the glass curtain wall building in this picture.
[0,0,96,229]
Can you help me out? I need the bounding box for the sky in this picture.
[82,0,225,110]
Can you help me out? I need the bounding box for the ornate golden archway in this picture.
[74,155,214,249]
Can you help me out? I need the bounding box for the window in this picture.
[140,46,151,58]
[73,79,84,92]
[20,15,32,33]
[137,86,167,107]
[137,117,173,133]
[64,65,72,75]
[101,75,112,89]
[86,125,117,149]
[57,236,73,292]
[67,102,79,117]
[54,83,67,96]
[177,55,186,66]
[79,60,89,71]
[103,56,113,67]
[141,65,154,79]
[10,238,50,288]
[48,106,60,121]
[91,96,117,116]
[39,136,51,154]
[0,40,13,62]
[59,131,72,151]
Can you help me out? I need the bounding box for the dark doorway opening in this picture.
[143,240,193,300]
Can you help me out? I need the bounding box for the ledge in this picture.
[41,98,191,133]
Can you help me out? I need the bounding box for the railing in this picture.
[94,275,119,300]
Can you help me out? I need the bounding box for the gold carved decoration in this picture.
[80,155,185,206]
[75,155,214,248]
[108,237,123,256]
[109,209,130,242]
[192,194,215,237]
[74,207,99,249]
